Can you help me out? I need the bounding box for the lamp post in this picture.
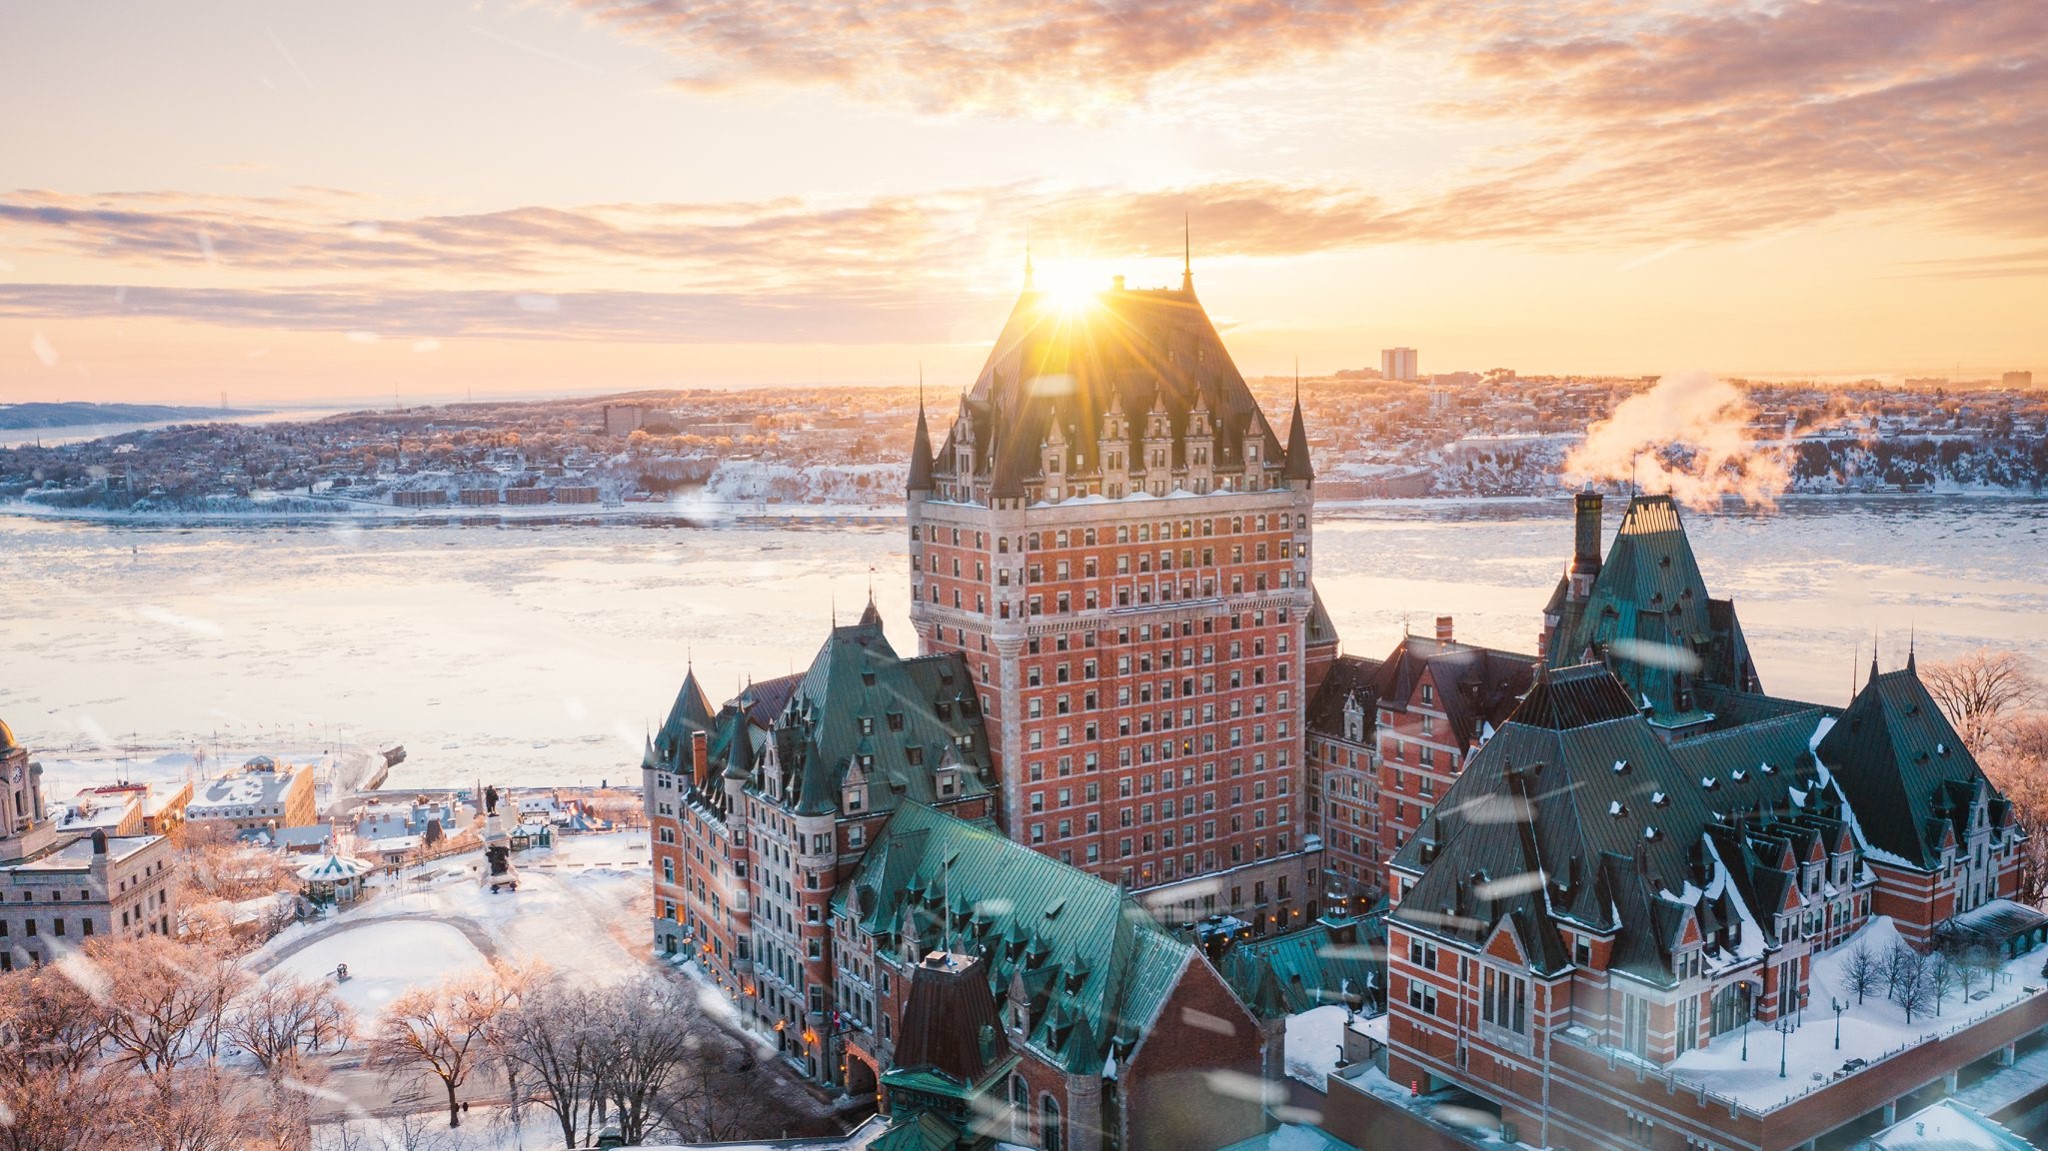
[1778,1016,1793,1079]
[1832,997,1843,1050]
[1741,983,1752,1062]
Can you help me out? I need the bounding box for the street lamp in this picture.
[1832,997,1843,1050]
[1778,1016,1793,1079]
[1740,983,1752,1062]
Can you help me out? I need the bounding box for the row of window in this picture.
[912,514,1308,551]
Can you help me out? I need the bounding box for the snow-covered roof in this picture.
[297,853,371,883]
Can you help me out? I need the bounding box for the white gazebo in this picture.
[296,852,372,904]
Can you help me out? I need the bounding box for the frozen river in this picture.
[6,495,2045,792]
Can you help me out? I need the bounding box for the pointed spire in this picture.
[908,367,935,495]
[1181,213,1193,293]
[1907,625,1917,672]
[1282,361,1314,484]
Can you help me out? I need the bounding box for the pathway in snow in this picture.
[255,911,498,972]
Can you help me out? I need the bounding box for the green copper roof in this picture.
[1221,914,1387,1019]
[765,611,992,816]
[1546,495,1759,724]
[836,802,1199,1076]
[1819,663,2007,870]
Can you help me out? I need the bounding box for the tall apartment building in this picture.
[0,720,179,971]
[1381,347,1418,382]
[907,267,1323,930]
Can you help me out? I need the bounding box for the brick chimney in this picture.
[690,730,710,791]
[1435,615,1454,643]
[1569,490,1604,601]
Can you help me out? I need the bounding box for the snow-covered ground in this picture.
[273,920,490,1016]
[1285,1005,1351,1089]
[251,831,652,1016]
[1662,917,2048,1111]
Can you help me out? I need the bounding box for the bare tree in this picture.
[0,965,130,1151]
[132,1065,255,1151]
[1979,713,2048,903]
[90,935,248,1076]
[593,976,700,1146]
[492,979,602,1149]
[1924,950,1959,1016]
[1842,941,1881,1005]
[1885,941,1922,1003]
[367,960,526,1128]
[1922,650,2041,751]
[1899,958,1935,1025]
[226,971,357,1071]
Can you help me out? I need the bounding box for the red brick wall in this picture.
[1124,956,1267,1151]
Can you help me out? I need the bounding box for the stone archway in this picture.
[845,1050,880,1101]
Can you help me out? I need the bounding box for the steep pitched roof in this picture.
[933,284,1285,497]
[1307,654,1383,736]
[892,952,1011,1088]
[1390,663,1831,985]
[1546,495,1760,725]
[836,802,1198,1076]
[755,614,992,817]
[1819,665,2003,870]
[654,667,715,761]
[1372,636,1538,750]
[1283,396,1314,482]
[906,398,935,494]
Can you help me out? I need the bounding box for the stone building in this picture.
[0,720,178,971]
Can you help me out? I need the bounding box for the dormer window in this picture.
[1421,684,1434,705]
[859,717,874,735]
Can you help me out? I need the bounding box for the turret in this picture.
[1282,395,1313,486]
[906,395,934,497]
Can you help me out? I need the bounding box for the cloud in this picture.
[573,0,1407,116]
[0,181,1399,284]
[575,0,2048,241]
[0,282,985,344]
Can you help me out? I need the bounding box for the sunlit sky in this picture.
[3,0,2043,404]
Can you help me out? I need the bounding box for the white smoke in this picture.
[1563,371,1790,509]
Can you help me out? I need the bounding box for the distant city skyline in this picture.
[3,1,2043,403]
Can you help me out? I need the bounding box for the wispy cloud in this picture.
[572,0,2048,242]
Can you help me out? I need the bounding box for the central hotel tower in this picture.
[907,265,1330,926]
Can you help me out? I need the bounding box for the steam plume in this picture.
[1563,371,1789,509]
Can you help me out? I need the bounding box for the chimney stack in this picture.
[690,730,710,790]
[1435,615,1455,644]
[1569,490,1604,601]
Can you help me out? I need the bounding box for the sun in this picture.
[1031,260,1113,313]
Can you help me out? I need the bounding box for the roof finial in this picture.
[1908,624,1917,672]
[1295,357,1301,403]
[1182,213,1193,292]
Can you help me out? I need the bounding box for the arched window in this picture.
[1011,1075,1030,1141]
[1041,1096,1063,1151]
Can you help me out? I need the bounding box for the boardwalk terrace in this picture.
[907,264,1323,929]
